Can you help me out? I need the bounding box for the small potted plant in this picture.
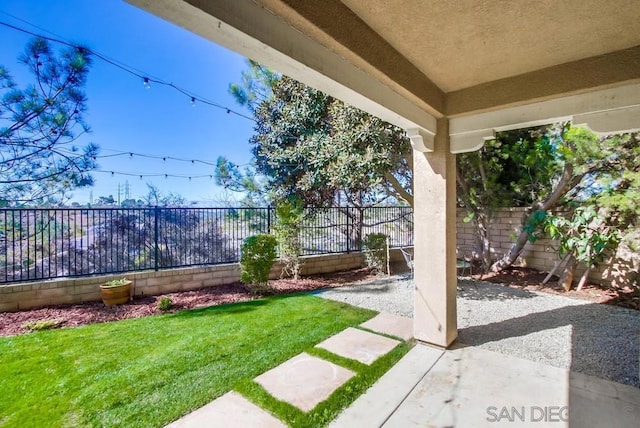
[100,278,133,306]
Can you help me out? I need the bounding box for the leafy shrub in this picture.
[240,234,278,293]
[157,296,172,312]
[273,197,304,279]
[362,233,388,274]
[102,278,130,288]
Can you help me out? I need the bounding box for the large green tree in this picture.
[0,38,98,206]
[459,123,640,281]
[457,125,558,270]
[493,127,639,273]
[218,61,412,208]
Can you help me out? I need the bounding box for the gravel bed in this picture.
[317,275,640,388]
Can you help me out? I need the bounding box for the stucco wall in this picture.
[457,207,639,288]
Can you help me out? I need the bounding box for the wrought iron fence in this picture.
[0,206,412,283]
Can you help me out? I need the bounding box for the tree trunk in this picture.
[576,266,592,291]
[542,253,570,284]
[473,211,492,272]
[456,162,491,272]
[348,206,364,251]
[384,171,413,207]
[490,164,584,272]
[558,254,577,291]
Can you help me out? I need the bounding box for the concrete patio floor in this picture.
[331,343,640,427]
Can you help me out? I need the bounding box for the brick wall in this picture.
[457,207,639,288]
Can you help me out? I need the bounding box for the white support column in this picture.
[412,118,458,347]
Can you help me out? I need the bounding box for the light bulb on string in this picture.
[190,97,196,107]
[0,20,258,123]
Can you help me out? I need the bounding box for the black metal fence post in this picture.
[346,206,350,253]
[267,205,272,233]
[154,206,159,271]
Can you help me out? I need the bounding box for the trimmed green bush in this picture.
[157,296,172,312]
[273,197,304,279]
[240,234,278,293]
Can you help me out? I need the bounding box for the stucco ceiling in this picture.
[128,0,640,120]
[340,0,640,92]
[255,0,640,115]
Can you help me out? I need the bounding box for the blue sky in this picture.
[0,0,255,204]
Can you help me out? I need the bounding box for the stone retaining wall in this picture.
[0,251,374,312]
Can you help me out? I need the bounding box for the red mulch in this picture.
[476,267,640,311]
[0,268,376,337]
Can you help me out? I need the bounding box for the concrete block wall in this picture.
[456,207,530,265]
[456,207,638,288]
[0,251,369,313]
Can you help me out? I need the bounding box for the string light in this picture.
[0,19,255,121]
[94,150,240,167]
[94,170,217,180]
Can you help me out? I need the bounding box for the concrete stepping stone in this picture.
[316,327,401,365]
[360,313,413,341]
[165,391,285,428]
[255,352,355,412]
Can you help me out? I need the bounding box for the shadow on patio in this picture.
[330,277,640,427]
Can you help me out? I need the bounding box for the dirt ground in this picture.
[476,267,640,311]
[1,267,637,337]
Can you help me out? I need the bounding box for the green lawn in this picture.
[0,294,409,427]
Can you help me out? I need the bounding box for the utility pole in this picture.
[117,183,122,205]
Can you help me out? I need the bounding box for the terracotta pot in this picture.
[100,280,132,306]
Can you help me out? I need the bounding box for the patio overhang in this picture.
[128,0,640,347]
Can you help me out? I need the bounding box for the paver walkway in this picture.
[255,353,356,412]
[165,312,412,427]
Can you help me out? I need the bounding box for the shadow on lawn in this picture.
[168,298,271,318]
[167,293,313,319]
